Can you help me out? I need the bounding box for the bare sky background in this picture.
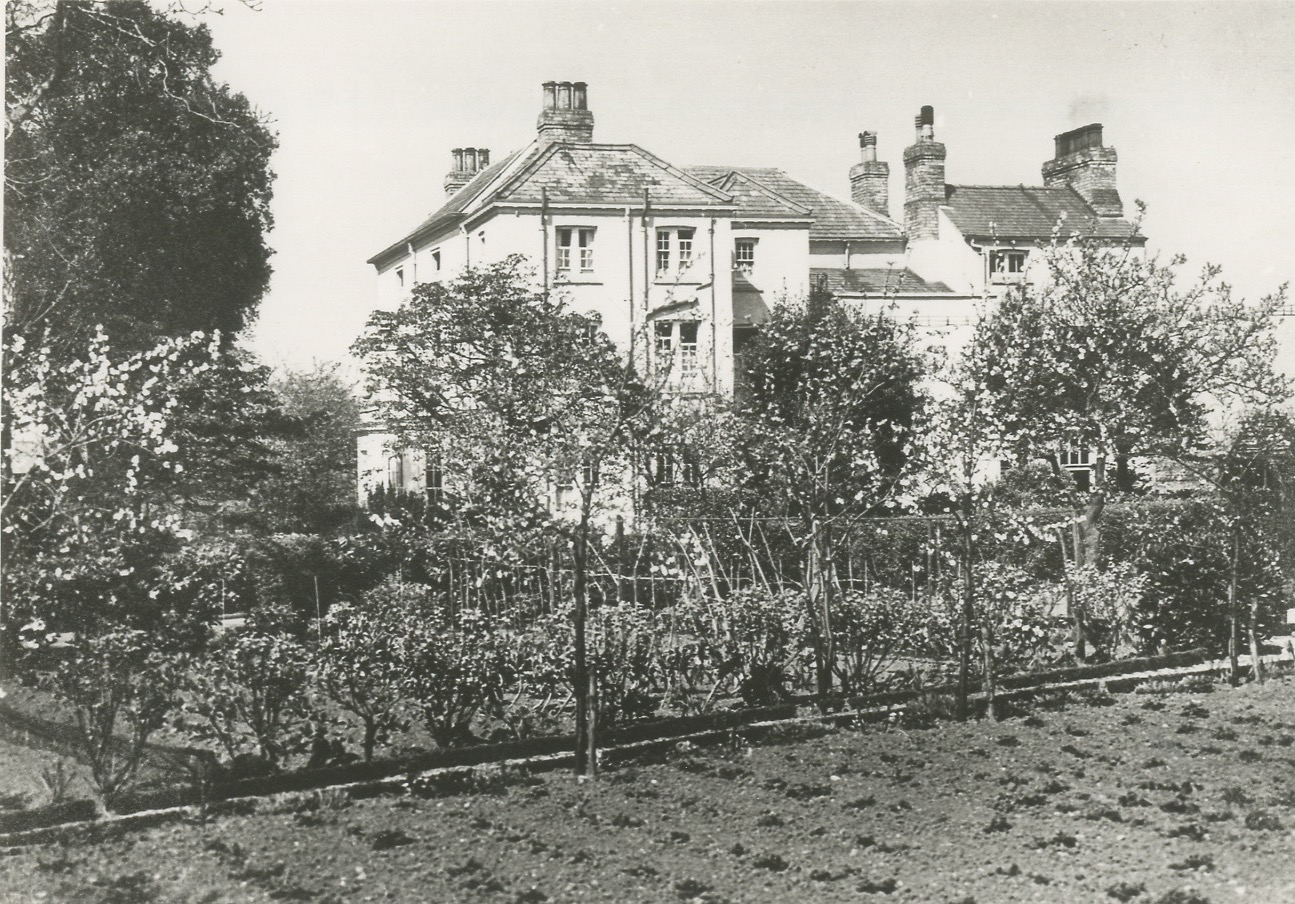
[200,0,1295,372]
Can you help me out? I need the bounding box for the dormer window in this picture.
[734,238,756,273]
[989,249,1027,284]
[557,227,595,274]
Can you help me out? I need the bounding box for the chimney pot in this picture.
[478,148,490,168]
[452,148,464,171]
[464,148,478,172]
[537,80,594,144]
[859,130,878,162]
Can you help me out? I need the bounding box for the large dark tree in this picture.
[736,284,927,698]
[4,0,276,360]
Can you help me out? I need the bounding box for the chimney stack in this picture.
[1042,123,1122,217]
[850,131,890,218]
[444,146,491,198]
[537,80,594,144]
[903,105,947,241]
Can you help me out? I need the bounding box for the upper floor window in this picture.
[387,454,404,490]
[734,238,756,273]
[557,227,595,274]
[653,320,701,379]
[989,249,1027,284]
[656,227,697,276]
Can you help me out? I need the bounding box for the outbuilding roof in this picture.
[687,166,903,241]
[941,184,1142,242]
[810,267,955,296]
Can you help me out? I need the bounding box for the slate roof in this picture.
[810,267,955,296]
[370,143,737,266]
[942,184,1142,242]
[707,171,812,220]
[687,166,903,241]
[493,144,733,207]
[367,147,532,265]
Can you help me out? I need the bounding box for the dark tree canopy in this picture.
[736,285,926,524]
[4,0,277,359]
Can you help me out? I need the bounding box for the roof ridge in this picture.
[719,170,813,216]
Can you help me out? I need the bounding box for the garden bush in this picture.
[312,592,411,761]
[398,599,514,748]
[831,587,924,695]
[180,625,313,768]
[47,629,183,805]
[1103,500,1286,653]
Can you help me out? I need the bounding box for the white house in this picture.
[359,84,1145,501]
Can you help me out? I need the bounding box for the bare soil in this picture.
[2,675,1293,904]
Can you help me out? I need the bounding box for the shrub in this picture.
[589,604,662,723]
[181,626,312,767]
[399,602,513,748]
[705,587,809,705]
[313,592,410,760]
[48,629,182,805]
[831,586,923,695]
[1065,563,1147,660]
[1104,500,1286,653]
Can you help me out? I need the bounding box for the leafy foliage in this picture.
[5,0,276,361]
[2,330,289,648]
[736,287,925,524]
[48,629,182,804]
[253,365,363,535]
[313,598,409,761]
[969,225,1289,563]
[182,627,313,767]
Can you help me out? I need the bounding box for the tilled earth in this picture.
[2,675,1293,904]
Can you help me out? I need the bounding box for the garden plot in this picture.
[2,675,1292,904]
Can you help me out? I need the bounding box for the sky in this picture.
[199,0,1295,373]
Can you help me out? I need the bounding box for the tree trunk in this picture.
[979,620,996,721]
[956,496,975,722]
[1240,526,1265,684]
[1228,523,1241,686]
[573,525,594,776]
[805,518,835,705]
[1070,516,1087,662]
[1248,593,1265,684]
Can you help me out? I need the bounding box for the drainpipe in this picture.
[626,206,634,357]
[541,187,550,298]
[641,188,651,329]
[709,218,718,392]
[845,241,852,271]
[462,225,470,268]
[407,242,417,283]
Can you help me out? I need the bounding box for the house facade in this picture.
[359,84,1143,500]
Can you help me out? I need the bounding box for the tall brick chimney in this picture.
[903,105,946,241]
[537,80,594,144]
[849,131,890,217]
[1042,123,1121,217]
[444,147,490,197]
